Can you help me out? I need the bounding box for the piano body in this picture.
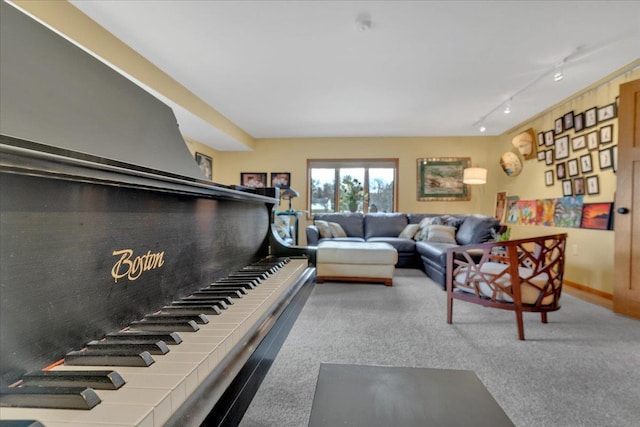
[0,2,314,426]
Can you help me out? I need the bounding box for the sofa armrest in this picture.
[306,225,320,245]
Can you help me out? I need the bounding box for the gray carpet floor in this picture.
[239,269,640,427]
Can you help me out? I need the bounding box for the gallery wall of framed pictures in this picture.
[536,98,618,198]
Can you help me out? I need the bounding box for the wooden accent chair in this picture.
[446,233,567,340]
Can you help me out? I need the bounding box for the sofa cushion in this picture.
[367,237,416,253]
[314,213,365,238]
[398,224,420,239]
[416,241,459,266]
[320,237,365,244]
[328,222,347,237]
[425,225,457,244]
[456,215,501,246]
[364,213,408,239]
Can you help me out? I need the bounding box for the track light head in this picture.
[503,100,512,115]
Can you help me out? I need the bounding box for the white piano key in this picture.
[0,259,309,427]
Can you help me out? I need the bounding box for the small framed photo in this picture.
[574,112,584,132]
[537,132,545,147]
[597,103,616,122]
[598,148,613,170]
[600,124,613,144]
[545,149,554,165]
[545,170,554,186]
[562,179,573,196]
[567,158,579,177]
[586,175,600,195]
[195,152,213,180]
[563,111,574,130]
[587,131,599,150]
[555,136,569,160]
[537,150,546,161]
[554,117,564,135]
[240,172,267,188]
[571,135,586,152]
[584,107,597,128]
[270,172,291,188]
[612,145,618,172]
[544,130,554,146]
[573,177,585,195]
[556,161,567,180]
[580,153,593,174]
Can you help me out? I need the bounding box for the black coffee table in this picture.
[308,363,514,427]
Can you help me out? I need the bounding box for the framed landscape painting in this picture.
[417,157,470,201]
[581,203,613,230]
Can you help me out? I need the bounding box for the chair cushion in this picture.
[454,262,553,305]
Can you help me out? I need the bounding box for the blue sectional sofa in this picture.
[305,212,503,287]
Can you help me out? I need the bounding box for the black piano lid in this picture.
[0,1,283,387]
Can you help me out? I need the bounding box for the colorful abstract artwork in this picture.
[517,200,537,225]
[581,203,613,230]
[505,196,520,224]
[536,199,556,226]
[553,196,584,228]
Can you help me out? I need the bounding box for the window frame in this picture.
[306,158,399,218]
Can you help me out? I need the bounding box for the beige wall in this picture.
[214,66,639,296]
[494,67,639,294]
[214,136,498,231]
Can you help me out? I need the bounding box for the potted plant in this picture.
[340,175,364,212]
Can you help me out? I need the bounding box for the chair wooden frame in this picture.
[446,233,567,340]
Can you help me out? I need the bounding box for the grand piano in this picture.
[0,2,315,426]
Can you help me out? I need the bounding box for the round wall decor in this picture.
[500,151,523,177]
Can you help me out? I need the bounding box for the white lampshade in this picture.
[463,167,487,185]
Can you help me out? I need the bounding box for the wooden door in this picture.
[613,79,640,318]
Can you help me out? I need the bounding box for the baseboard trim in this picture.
[563,280,613,300]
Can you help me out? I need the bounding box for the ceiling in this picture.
[64,1,640,150]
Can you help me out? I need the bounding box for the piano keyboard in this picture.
[0,257,309,427]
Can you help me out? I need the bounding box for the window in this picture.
[308,159,398,215]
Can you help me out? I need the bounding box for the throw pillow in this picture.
[414,217,439,241]
[399,223,420,239]
[426,225,457,244]
[328,222,347,238]
[315,220,333,238]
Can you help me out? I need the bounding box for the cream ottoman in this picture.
[316,241,398,286]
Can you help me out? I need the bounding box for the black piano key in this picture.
[144,313,209,324]
[190,290,244,298]
[0,386,101,410]
[228,272,268,280]
[160,305,222,315]
[86,339,170,355]
[171,299,229,310]
[0,420,45,427]
[64,349,154,367]
[105,331,183,345]
[179,296,234,306]
[199,286,249,294]
[211,279,258,288]
[129,319,200,332]
[21,370,125,390]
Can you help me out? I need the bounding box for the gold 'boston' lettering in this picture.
[111,249,165,283]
